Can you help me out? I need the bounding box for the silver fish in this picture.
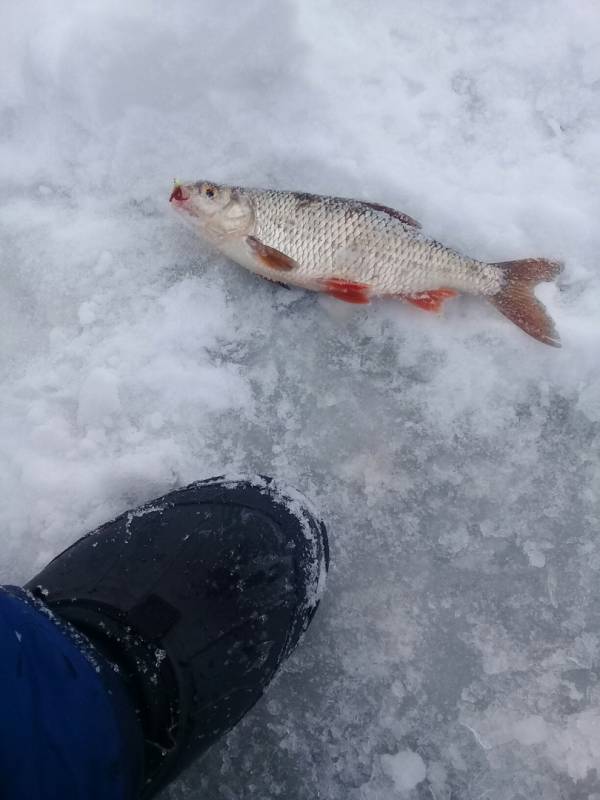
[170,181,562,347]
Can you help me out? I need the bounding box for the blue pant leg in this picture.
[0,587,144,800]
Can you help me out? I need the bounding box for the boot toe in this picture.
[26,475,328,797]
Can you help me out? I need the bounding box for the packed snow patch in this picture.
[381,749,427,793]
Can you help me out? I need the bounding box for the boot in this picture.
[25,475,329,798]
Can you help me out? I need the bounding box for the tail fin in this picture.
[489,258,562,347]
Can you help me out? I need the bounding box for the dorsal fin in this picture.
[359,201,421,229]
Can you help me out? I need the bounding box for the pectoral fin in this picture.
[246,236,298,271]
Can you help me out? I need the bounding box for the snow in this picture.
[381,749,427,794]
[1,1,599,798]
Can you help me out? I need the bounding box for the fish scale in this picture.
[246,188,500,295]
[170,181,563,347]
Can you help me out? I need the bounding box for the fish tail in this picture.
[489,258,562,347]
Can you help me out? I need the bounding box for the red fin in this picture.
[395,289,457,312]
[360,201,421,229]
[319,277,371,304]
[246,236,297,271]
[493,258,562,281]
[490,258,562,347]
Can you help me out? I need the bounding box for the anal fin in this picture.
[394,289,457,312]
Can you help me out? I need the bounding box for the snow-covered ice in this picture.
[1,1,600,798]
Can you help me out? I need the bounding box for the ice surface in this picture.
[1,1,599,798]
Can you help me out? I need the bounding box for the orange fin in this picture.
[395,288,457,312]
[246,236,297,271]
[319,277,371,304]
[360,201,421,229]
[490,258,562,347]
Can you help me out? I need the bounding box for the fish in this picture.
[169,181,562,347]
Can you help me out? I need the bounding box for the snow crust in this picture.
[1,2,599,798]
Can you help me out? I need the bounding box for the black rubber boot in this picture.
[25,475,329,798]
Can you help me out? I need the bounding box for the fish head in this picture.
[169,180,253,239]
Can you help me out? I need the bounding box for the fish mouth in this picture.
[170,184,188,203]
